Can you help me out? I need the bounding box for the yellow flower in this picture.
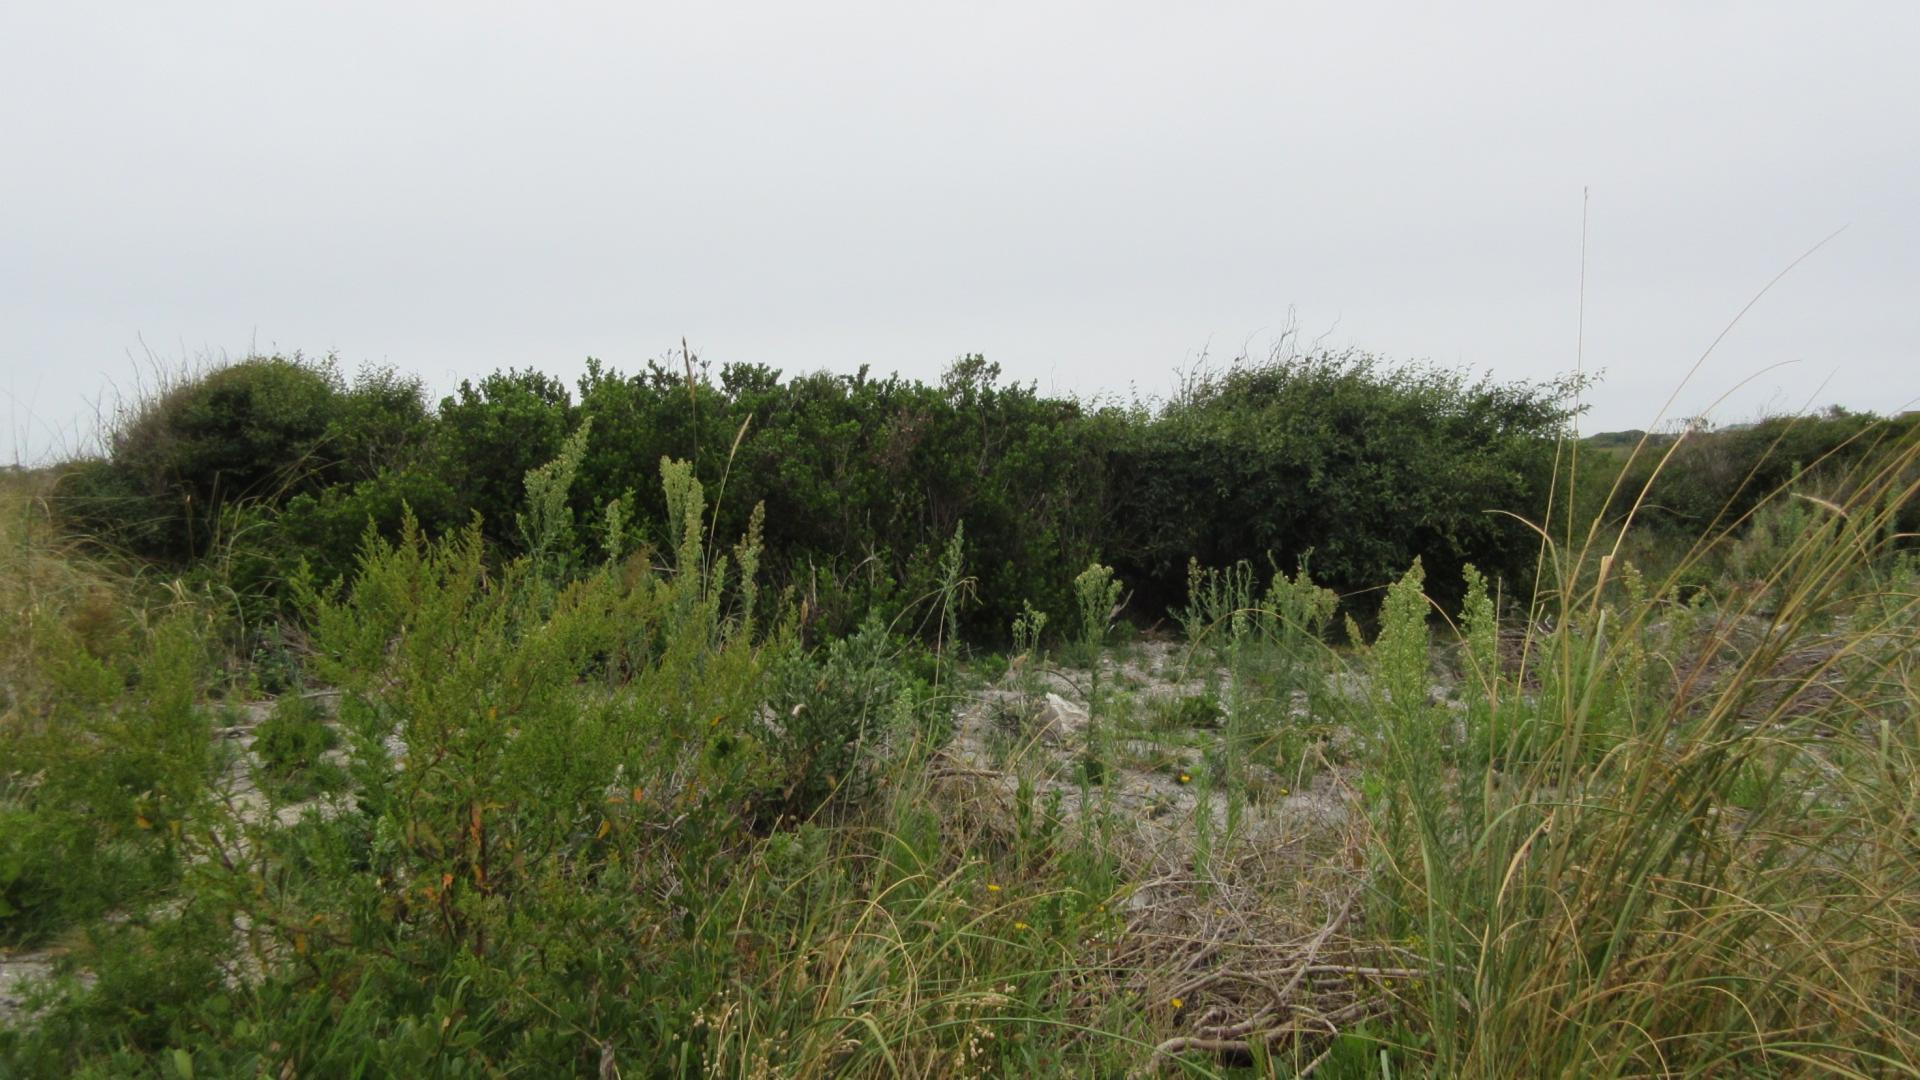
[1177,773,1191,785]
[986,883,1002,893]
[1013,921,1030,930]
[1170,997,1184,1009]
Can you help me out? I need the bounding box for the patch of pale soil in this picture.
[209,690,358,833]
[0,947,93,1030]
[0,953,55,1028]
[933,642,1387,1071]
[945,639,1360,883]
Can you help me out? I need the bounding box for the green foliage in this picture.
[1108,351,1581,612]
[1071,562,1123,655]
[1263,558,1341,643]
[568,354,1109,640]
[1374,558,1432,722]
[432,367,573,549]
[1,610,215,945]
[271,465,460,591]
[1068,561,1125,779]
[1596,408,1916,537]
[1350,433,1920,1076]
[764,615,912,820]
[517,417,594,581]
[115,358,340,509]
[5,455,1183,1076]
[60,349,1594,641]
[1150,692,1223,731]
[1007,599,1051,711]
[24,350,1920,1076]
[250,696,344,803]
[1456,562,1504,762]
[1010,599,1048,661]
[58,355,432,564]
[1177,556,1258,661]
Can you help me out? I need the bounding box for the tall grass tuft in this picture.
[1361,422,1920,1076]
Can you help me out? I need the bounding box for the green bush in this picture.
[1595,407,1919,540]
[85,356,344,560]
[763,614,915,820]
[0,612,215,946]
[432,367,574,549]
[270,466,462,590]
[572,354,1108,640]
[56,356,435,565]
[250,696,344,803]
[1107,352,1581,612]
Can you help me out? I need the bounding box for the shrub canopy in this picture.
[59,349,1591,633]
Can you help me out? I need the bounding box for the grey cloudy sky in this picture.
[4,1,1916,461]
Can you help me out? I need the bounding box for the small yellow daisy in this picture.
[1171,997,1184,1009]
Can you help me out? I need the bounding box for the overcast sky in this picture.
[4,2,1916,462]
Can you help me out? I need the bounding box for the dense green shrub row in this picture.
[58,349,1593,637]
[1586,407,1920,542]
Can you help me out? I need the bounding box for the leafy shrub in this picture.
[71,356,345,560]
[270,466,462,589]
[763,614,911,820]
[0,611,215,945]
[1108,351,1581,612]
[432,367,574,548]
[1596,407,1920,541]
[56,356,434,566]
[118,358,342,499]
[250,695,344,803]
[574,353,1108,640]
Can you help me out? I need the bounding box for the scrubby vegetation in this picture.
[51,349,1583,640]
[3,349,1916,1077]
